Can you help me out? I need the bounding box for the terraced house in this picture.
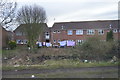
[50,20,120,45]
[14,20,120,46]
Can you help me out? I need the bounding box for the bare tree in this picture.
[17,5,47,51]
[0,0,17,28]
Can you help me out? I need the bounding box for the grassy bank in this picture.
[3,59,119,70]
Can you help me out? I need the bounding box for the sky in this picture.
[10,0,119,28]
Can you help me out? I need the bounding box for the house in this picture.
[14,20,120,46]
[50,20,120,45]
[0,26,13,48]
[14,23,50,44]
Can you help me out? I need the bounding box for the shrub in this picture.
[8,41,16,49]
[106,30,113,41]
[78,37,114,61]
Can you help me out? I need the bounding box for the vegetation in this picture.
[0,0,17,28]
[2,36,119,70]
[8,41,16,49]
[77,37,118,61]
[3,59,118,70]
[16,4,47,51]
[106,30,113,41]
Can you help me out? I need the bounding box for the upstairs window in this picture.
[53,30,56,33]
[76,30,83,35]
[87,29,95,35]
[57,30,60,33]
[16,31,22,36]
[67,30,73,35]
[98,29,104,35]
[113,29,117,33]
[45,32,49,35]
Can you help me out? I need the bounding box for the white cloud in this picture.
[11,0,119,27]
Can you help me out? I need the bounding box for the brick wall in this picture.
[50,29,120,44]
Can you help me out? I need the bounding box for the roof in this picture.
[52,20,119,30]
[14,23,49,32]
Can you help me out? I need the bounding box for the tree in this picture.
[0,0,17,28]
[106,30,113,41]
[16,5,47,51]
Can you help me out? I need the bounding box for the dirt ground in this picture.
[2,66,118,78]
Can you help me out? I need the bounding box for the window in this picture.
[87,29,95,35]
[67,30,73,35]
[16,40,21,44]
[53,30,56,33]
[22,32,26,36]
[16,32,22,36]
[98,29,104,35]
[16,40,27,44]
[67,40,74,41]
[113,29,117,33]
[76,40,83,45]
[58,40,60,42]
[45,32,49,36]
[76,30,83,35]
[57,30,60,33]
[45,32,49,34]
[23,40,28,44]
[53,40,56,43]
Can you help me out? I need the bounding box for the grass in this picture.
[3,59,119,70]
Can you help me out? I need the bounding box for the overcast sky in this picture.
[12,0,119,27]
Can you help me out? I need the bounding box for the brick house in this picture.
[14,20,120,46]
[14,23,50,44]
[50,20,120,45]
[0,27,13,48]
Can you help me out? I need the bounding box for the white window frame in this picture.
[23,40,28,44]
[16,40,21,44]
[76,30,83,35]
[57,30,60,33]
[67,30,73,35]
[98,29,104,35]
[113,29,117,33]
[53,30,56,33]
[45,32,49,35]
[87,29,95,35]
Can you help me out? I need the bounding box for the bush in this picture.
[106,30,113,41]
[77,37,114,61]
[8,41,16,49]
